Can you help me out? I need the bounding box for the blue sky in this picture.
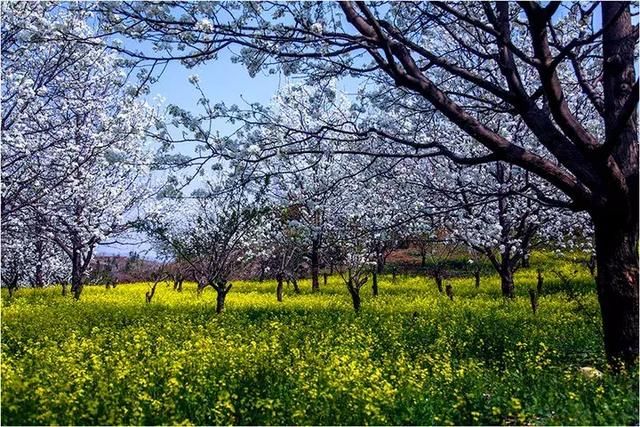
[150,49,283,129]
[98,49,285,258]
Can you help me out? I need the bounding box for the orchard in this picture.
[1,2,637,425]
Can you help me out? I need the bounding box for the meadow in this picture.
[1,254,638,426]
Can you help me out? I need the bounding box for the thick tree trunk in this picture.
[595,2,638,367]
[522,253,530,268]
[593,215,638,367]
[372,269,378,296]
[587,255,597,278]
[376,255,385,274]
[500,269,515,298]
[348,286,361,312]
[215,285,231,314]
[71,251,83,301]
[276,274,284,302]
[311,238,320,292]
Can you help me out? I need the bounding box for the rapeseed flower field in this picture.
[1,255,637,425]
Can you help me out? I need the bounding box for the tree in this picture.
[2,2,154,300]
[145,185,264,314]
[254,207,307,301]
[1,215,70,296]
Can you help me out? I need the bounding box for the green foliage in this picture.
[2,254,637,425]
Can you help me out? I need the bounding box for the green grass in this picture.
[1,253,638,425]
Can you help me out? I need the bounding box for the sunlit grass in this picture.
[1,254,637,425]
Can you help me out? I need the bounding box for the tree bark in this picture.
[376,255,385,274]
[215,284,232,314]
[445,284,454,301]
[311,238,320,292]
[593,214,639,367]
[291,277,300,294]
[71,249,83,301]
[522,252,530,268]
[348,285,361,312]
[537,269,544,295]
[500,269,515,298]
[529,289,538,314]
[276,274,284,302]
[595,2,639,368]
[372,269,378,296]
[435,270,443,293]
[474,269,480,288]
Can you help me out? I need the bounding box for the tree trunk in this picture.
[291,277,300,294]
[372,269,378,297]
[311,238,320,292]
[445,284,454,301]
[215,285,232,314]
[421,252,426,268]
[587,255,597,278]
[435,270,443,293]
[347,285,361,313]
[61,283,67,297]
[376,255,385,274]
[537,269,544,295]
[592,214,638,367]
[33,262,44,288]
[323,272,328,287]
[529,289,538,314]
[276,274,284,302]
[500,269,515,298]
[474,269,480,288]
[71,250,83,301]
